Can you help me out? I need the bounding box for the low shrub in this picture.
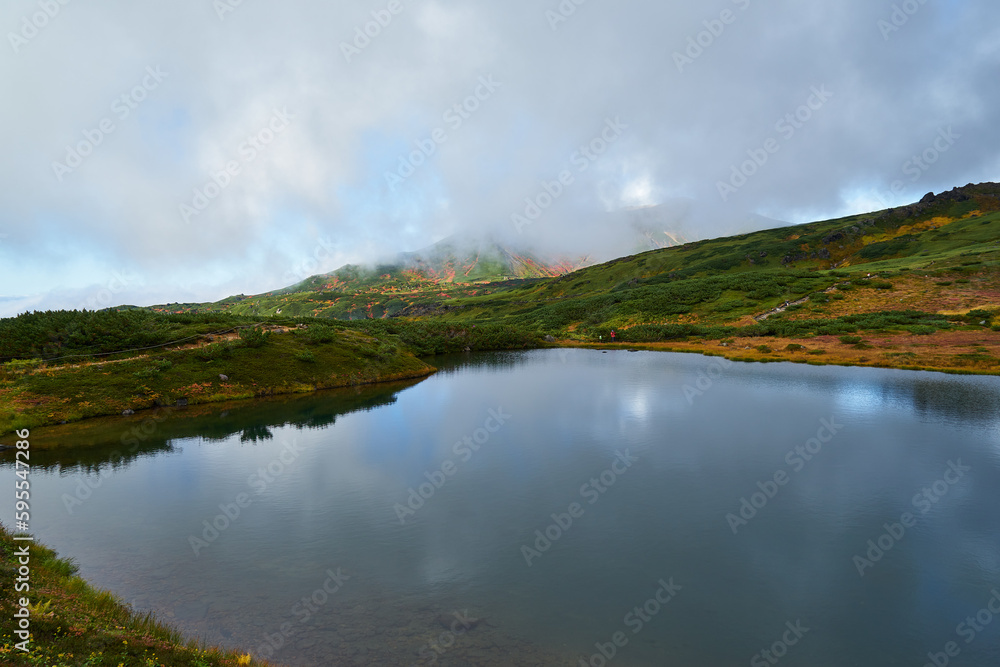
[302,325,338,345]
[133,358,172,378]
[238,327,270,348]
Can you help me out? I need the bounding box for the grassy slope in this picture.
[436,187,1000,328]
[154,236,581,320]
[0,326,436,436]
[0,523,270,666]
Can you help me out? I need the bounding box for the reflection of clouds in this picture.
[833,381,886,418]
[621,387,651,424]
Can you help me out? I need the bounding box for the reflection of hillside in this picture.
[4,379,425,473]
[780,371,1000,426]
[891,377,1000,426]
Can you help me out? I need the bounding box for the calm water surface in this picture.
[3,349,1000,666]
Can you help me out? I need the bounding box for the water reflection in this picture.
[6,379,424,474]
[2,350,999,666]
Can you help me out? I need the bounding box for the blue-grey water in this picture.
[3,349,1000,666]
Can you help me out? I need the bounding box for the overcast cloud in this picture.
[1,0,997,315]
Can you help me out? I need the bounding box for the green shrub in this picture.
[713,299,745,313]
[376,342,398,361]
[839,335,863,344]
[295,350,316,363]
[238,326,270,348]
[301,325,338,345]
[756,345,773,353]
[909,326,937,335]
[936,281,953,286]
[193,342,236,361]
[785,344,805,352]
[2,358,44,373]
[965,309,995,325]
[807,349,826,355]
[857,235,917,260]
[133,358,172,378]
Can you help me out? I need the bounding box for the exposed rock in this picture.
[176,398,189,407]
[544,335,556,343]
[823,231,844,244]
[818,248,831,259]
[759,251,768,257]
[122,409,135,416]
[219,374,229,381]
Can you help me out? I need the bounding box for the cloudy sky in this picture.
[1,0,997,316]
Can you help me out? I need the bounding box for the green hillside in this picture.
[398,183,1000,334]
[154,236,588,320]
[158,183,1000,333]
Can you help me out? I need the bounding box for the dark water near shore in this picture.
[4,349,1000,666]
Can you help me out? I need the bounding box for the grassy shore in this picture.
[568,327,1000,376]
[0,523,271,666]
[0,326,436,437]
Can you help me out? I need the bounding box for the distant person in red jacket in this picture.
[610,330,616,343]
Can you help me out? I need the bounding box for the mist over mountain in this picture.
[2,0,998,316]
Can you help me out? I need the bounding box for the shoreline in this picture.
[0,365,436,441]
[556,328,1000,377]
[0,327,440,439]
[6,334,998,441]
